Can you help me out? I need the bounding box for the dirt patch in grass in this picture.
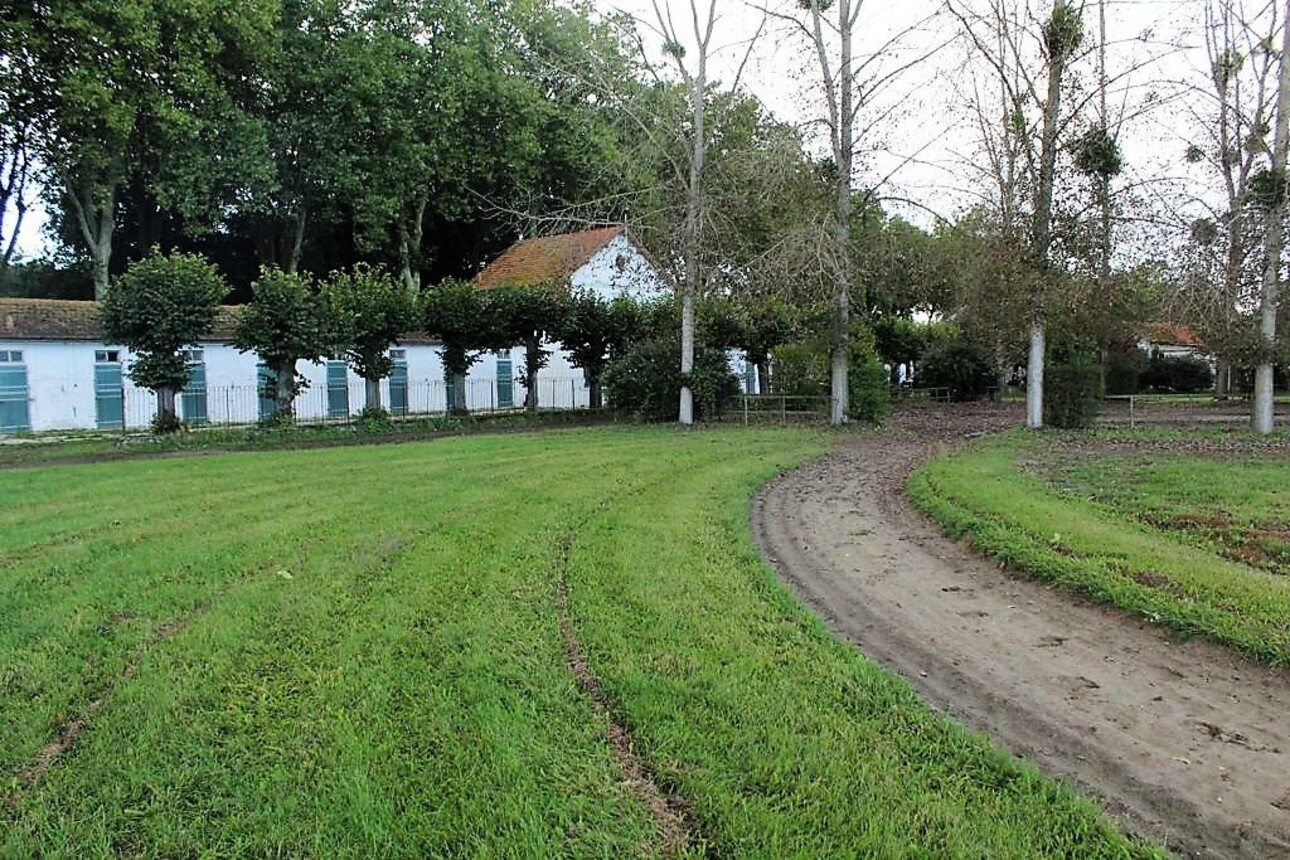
[755,403,1290,858]
[1130,570,1188,599]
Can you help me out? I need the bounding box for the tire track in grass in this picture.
[2,554,266,812]
[4,609,196,812]
[553,531,696,857]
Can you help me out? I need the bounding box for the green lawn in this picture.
[910,430,1290,666]
[2,428,1155,857]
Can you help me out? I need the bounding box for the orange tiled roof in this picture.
[0,297,443,346]
[0,298,243,342]
[473,226,625,289]
[1143,322,1206,348]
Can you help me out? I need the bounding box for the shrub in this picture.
[602,339,739,422]
[1139,354,1214,394]
[1044,352,1103,428]
[918,339,994,401]
[1104,349,1143,396]
[770,342,830,396]
[849,354,889,424]
[150,410,184,435]
[357,406,393,430]
[769,339,887,423]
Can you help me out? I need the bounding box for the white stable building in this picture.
[0,297,610,433]
[0,226,756,434]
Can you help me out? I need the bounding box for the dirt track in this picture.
[753,406,1290,858]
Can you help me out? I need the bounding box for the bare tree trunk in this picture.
[398,195,427,293]
[451,372,468,414]
[1253,0,1290,434]
[1095,0,1113,393]
[995,366,1010,403]
[1026,324,1045,427]
[1098,0,1111,283]
[1215,360,1231,398]
[65,182,116,300]
[0,160,28,282]
[799,0,857,424]
[756,357,770,395]
[365,377,382,411]
[1026,0,1072,430]
[525,338,540,412]
[674,2,717,427]
[589,378,603,410]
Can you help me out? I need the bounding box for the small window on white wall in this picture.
[390,349,406,360]
[0,350,21,363]
[95,350,120,363]
[180,349,204,363]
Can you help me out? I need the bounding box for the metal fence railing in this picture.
[890,386,951,404]
[732,394,834,425]
[1098,393,1290,428]
[112,377,593,431]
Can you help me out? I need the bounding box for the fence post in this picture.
[743,395,749,426]
[1129,394,1136,429]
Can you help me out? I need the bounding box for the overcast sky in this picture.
[599,0,1218,244]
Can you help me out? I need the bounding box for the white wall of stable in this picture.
[0,338,597,432]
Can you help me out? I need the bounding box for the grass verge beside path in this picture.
[3,428,1156,856]
[910,429,1290,667]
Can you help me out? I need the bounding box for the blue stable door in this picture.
[496,358,514,409]
[181,355,208,424]
[257,364,276,419]
[94,360,124,429]
[327,362,350,418]
[389,361,408,415]
[0,352,30,432]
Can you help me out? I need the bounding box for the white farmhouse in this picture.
[0,297,589,433]
[474,225,664,301]
[474,225,759,396]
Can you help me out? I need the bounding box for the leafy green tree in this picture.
[422,279,501,413]
[553,291,641,409]
[322,264,416,412]
[233,0,355,274]
[487,285,565,411]
[100,250,229,432]
[13,0,276,297]
[235,267,338,420]
[704,294,800,394]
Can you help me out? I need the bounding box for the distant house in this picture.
[1139,322,1213,363]
[474,226,759,394]
[0,297,588,433]
[474,225,664,300]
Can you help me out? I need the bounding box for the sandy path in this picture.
[753,407,1290,859]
